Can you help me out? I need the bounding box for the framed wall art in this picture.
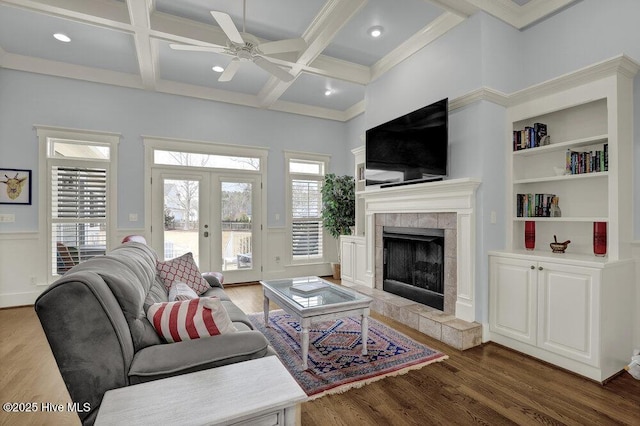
[0,168,32,205]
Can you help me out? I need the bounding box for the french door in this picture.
[151,168,262,283]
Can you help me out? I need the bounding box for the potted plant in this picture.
[321,173,356,279]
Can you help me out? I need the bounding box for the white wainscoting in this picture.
[0,227,335,307]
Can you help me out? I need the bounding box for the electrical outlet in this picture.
[275,213,280,221]
[275,256,280,263]
[490,211,497,224]
[30,276,37,285]
[129,213,138,222]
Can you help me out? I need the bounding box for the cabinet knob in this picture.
[538,266,543,271]
[530,265,535,270]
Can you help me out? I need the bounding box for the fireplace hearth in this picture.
[383,227,444,310]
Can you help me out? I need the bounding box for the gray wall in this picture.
[0,69,351,232]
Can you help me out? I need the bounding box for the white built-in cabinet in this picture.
[340,146,368,287]
[489,57,638,382]
[489,252,633,382]
[340,236,367,286]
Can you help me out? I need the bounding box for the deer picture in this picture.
[1,173,28,200]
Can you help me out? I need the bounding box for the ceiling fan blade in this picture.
[219,58,241,82]
[210,11,244,44]
[254,56,295,82]
[169,44,227,54]
[259,38,307,55]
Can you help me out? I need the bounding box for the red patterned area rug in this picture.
[248,310,447,399]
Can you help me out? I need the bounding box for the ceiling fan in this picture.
[169,0,306,83]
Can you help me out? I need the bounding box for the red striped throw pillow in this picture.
[146,297,237,343]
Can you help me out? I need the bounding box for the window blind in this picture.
[291,179,323,259]
[51,166,107,274]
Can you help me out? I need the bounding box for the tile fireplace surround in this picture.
[359,178,482,350]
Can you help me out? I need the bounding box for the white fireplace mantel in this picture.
[362,178,481,323]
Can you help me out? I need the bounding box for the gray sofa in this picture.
[35,241,273,425]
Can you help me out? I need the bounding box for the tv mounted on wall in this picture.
[365,98,448,188]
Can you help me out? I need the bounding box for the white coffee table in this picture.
[94,357,306,425]
[260,276,373,370]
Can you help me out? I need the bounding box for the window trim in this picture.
[36,126,120,283]
[284,150,330,265]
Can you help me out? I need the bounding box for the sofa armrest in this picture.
[128,331,271,384]
[202,272,224,288]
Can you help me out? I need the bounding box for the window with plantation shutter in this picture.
[286,153,328,264]
[291,179,322,259]
[51,166,108,273]
[37,128,118,280]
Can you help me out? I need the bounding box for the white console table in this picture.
[95,356,307,425]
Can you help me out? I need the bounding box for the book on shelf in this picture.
[513,122,547,151]
[565,143,608,175]
[516,193,557,218]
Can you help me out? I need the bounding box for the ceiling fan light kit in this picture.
[169,1,306,83]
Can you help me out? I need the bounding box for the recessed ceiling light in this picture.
[212,65,224,73]
[53,33,71,43]
[324,89,333,96]
[368,26,383,38]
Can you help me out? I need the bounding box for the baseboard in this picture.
[0,290,41,308]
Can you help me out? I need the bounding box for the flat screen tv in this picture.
[365,98,448,187]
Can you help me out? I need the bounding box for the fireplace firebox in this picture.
[383,226,444,310]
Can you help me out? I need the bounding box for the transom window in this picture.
[154,150,261,171]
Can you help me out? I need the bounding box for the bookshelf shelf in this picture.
[513,171,608,185]
[513,134,608,157]
[513,217,607,223]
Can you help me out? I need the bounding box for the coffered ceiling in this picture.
[0,0,577,121]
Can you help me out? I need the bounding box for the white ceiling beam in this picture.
[1,51,144,89]
[257,0,368,108]
[1,0,131,31]
[306,55,370,85]
[126,0,156,90]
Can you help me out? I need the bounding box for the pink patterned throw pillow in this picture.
[157,252,209,295]
[147,297,237,343]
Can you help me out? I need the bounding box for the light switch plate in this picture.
[0,214,16,223]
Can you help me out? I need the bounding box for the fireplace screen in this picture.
[383,227,444,310]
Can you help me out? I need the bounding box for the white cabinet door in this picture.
[340,237,355,283]
[489,256,537,345]
[354,239,367,286]
[537,262,600,367]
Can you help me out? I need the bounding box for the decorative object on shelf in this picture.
[540,135,551,146]
[550,196,561,217]
[524,221,535,250]
[593,222,607,257]
[321,173,355,279]
[0,168,31,205]
[550,235,571,253]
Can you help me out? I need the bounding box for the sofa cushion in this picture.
[68,242,163,351]
[168,282,199,301]
[147,297,237,343]
[156,252,209,295]
[128,330,272,384]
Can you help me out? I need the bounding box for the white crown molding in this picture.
[449,87,509,110]
[343,100,365,121]
[155,78,261,108]
[370,12,466,82]
[268,99,347,122]
[460,0,578,29]
[0,46,6,65]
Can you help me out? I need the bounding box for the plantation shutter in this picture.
[291,179,323,259]
[51,166,108,274]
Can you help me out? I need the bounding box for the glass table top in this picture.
[260,276,370,309]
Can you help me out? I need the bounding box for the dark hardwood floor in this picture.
[2,282,639,426]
